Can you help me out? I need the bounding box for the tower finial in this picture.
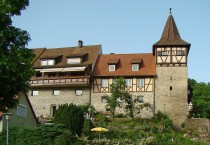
[169,8,172,15]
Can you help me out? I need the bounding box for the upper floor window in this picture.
[137,78,144,87]
[17,104,26,118]
[132,64,139,71]
[109,65,116,71]
[41,59,55,66]
[67,57,81,64]
[125,79,132,87]
[101,79,109,87]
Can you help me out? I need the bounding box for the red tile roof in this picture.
[91,53,156,77]
[32,45,102,68]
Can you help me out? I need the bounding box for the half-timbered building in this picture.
[91,53,156,117]
[91,11,190,125]
[28,11,190,125]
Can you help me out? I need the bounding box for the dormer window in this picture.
[108,58,119,72]
[40,55,62,66]
[131,58,142,71]
[66,53,88,64]
[132,64,139,71]
[41,59,55,66]
[67,57,81,64]
[109,65,116,71]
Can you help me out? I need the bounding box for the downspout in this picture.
[153,75,156,117]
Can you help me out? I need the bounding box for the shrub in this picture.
[0,125,84,145]
[54,103,84,136]
[155,111,173,128]
[95,113,107,127]
[82,119,94,135]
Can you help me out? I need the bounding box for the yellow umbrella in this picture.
[91,127,109,139]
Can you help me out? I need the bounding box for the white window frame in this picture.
[109,65,116,71]
[41,59,55,66]
[137,78,145,87]
[17,104,26,118]
[101,79,109,87]
[41,60,48,66]
[47,59,55,65]
[132,64,139,71]
[32,90,39,96]
[125,79,132,87]
[67,57,81,64]
[53,90,60,96]
[75,89,83,96]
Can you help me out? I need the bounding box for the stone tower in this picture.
[153,10,191,125]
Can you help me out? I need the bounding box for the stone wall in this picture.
[91,91,154,118]
[28,87,90,118]
[185,118,210,132]
[155,67,189,125]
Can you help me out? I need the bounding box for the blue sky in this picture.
[12,0,210,83]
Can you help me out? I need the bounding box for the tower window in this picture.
[170,86,172,90]
[177,50,185,56]
[162,51,167,56]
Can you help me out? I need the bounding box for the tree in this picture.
[191,82,210,118]
[106,77,125,120]
[188,78,197,88]
[0,0,35,111]
[54,104,85,136]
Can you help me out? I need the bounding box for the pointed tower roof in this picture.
[153,9,190,53]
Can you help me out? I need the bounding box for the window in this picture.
[75,89,83,96]
[125,79,132,87]
[67,57,81,64]
[53,90,60,96]
[137,96,144,103]
[162,51,167,56]
[101,79,108,87]
[101,96,107,103]
[17,104,26,118]
[177,50,185,56]
[109,65,115,71]
[41,59,55,66]
[170,86,172,91]
[50,104,57,117]
[32,90,39,96]
[157,51,167,56]
[137,79,144,87]
[132,64,139,71]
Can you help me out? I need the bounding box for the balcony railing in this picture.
[30,76,89,87]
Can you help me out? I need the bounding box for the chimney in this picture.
[78,40,83,48]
